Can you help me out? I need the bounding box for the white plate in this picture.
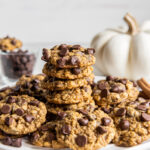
[1,76,150,150]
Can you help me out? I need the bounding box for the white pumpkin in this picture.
[91,13,150,80]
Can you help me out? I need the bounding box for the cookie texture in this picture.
[31,122,65,148]
[16,74,46,101]
[0,95,47,135]
[92,76,139,107]
[42,74,94,91]
[41,44,96,68]
[0,36,22,51]
[45,85,92,104]
[43,63,93,79]
[112,97,150,147]
[56,109,115,150]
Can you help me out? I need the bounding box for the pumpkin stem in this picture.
[124,13,139,35]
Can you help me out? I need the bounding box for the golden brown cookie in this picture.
[0,95,47,135]
[43,63,93,79]
[41,44,96,68]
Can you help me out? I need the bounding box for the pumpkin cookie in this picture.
[31,122,66,148]
[43,63,93,79]
[92,76,139,107]
[42,74,94,91]
[45,85,92,104]
[16,74,46,102]
[112,97,150,147]
[0,95,47,135]
[41,44,96,68]
[0,36,22,51]
[46,98,97,115]
[56,109,115,150]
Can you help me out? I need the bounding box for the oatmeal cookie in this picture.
[43,63,93,79]
[56,109,115,150]
[45,85,92,104]
[112,97,150,147]
[41,44,96,68]
[42,74,94,91]
[0,95,47,135]
[92,76,139,107]
[0,36,22,51]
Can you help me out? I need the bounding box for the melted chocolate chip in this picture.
[101,89,109,98]
[15,108,24,116]
[77,109,88,115]
[5,117,13,126]
[86,48,95,55]
[57,58,67,67]
[24,115,34,123]
[71,45,81,50]
[119,79,127,85]
[136,105,147,111]
[102,107,111,114]
[57,112,67,120]
[110,85,125,93]
[29,100,40,106]
[59,49,69,57]
[98,82,107,90]
[119,120,130,130]
[116,108,126,117]
[42,48,49,62]
[61,124,71,135]
[78,118,89,126]
[75,135,87,147]
[101,117,111,126]
[70,56,79,66]
[141,113,150,122]
[6,96,16,103]
[72,68,81,75]
[1,105,11,114]
[96,126,107,134]
[58,44,68,50]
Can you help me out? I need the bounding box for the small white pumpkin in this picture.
[91,13,150,80]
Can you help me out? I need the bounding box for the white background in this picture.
[0,0,150,44]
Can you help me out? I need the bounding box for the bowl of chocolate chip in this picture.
[0,49,36,83]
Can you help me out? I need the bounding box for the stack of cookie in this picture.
[41,44,96,106]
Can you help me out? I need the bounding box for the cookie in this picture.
[16,74,46,102]
[112,97,150,147]
[56,109,115,150]
[45,85,92,104]
[46,98,97,115]
[41,44,96,68]
[42,74,94,91]
[31,122,65,148]
[0,95,47,135]
[0,36,22,51]
[43,63,93,79]
[92,76,139,107]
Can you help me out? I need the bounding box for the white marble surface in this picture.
[0,0,150,43]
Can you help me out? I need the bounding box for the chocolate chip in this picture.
[106,76,114,81]
[131,81,137,87]
[110,85,125,93]
[31,85,39,91]
[42,48,49,62]
[32,133,40,141]
[57,58,67,67]
[86,48,95,55]
[57,112,67,120]
[11,138,22,147]
[5,117,13,126]
[15,108,24,116]
[59,49,69,57]
[96,126,107,134]
[116,108,126,116]
[98,82,107,90]
[1,105,11,114]
[24,115,34,123]
[29,100,40,106]
[6,96,16,103]
[102,107,111,114]
[75,135,87,147]
[119,79,127,85]
[78,118,89,126]
[101,89,109,98]
[101,117,111,126]
[2,137,12,146]
[136,105,147,111]
[71,45,81,50]
[119,120,130,130]
[40,125,49,131]
[141,113,150,121]
[77,109,88,115]
[48,132,56,142]
[70,56,79,66]
[72,68,81,75]
[58,44,68,50]
[61,124,71,135]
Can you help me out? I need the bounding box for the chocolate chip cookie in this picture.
[42,74,94,91]
[45,85,92,104]
[92,76,139,107]
[46,98,97,115]
[0,36,22,51]
[31,122,66,148]
[16,74,46,102]
[0,95,47,135]
[43,63,93,79]
[112,97,150,147]
[56,109,115,150]
[41,44,96,68]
